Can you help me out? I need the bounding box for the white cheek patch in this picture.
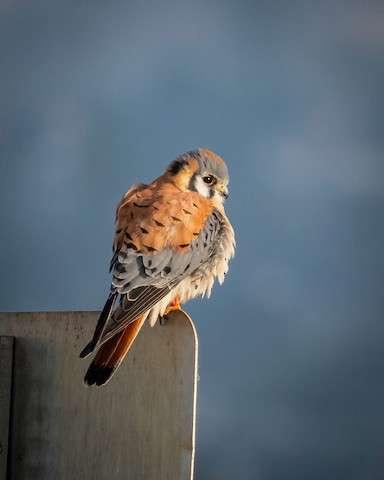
[194,176,211,198]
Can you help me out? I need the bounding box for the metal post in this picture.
[0,336,14,480]
[0,311,198,480]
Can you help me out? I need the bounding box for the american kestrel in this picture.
[80,148,235,386]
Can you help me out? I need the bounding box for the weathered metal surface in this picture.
[0,310,198,480]
[0,336,14,480]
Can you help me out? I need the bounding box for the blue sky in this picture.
[1,1,384,478]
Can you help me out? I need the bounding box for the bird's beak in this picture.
[216,184,228,199]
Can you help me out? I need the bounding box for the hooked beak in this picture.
[216,184,228,199]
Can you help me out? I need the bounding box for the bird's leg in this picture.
[164,295,181,314]
[160,296,181,325]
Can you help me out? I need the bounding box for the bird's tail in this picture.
[83,313,147,386]
[79,292,118,359]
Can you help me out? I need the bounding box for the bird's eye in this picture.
[203,175,215,185]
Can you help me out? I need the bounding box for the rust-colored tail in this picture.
[84,314,147,386]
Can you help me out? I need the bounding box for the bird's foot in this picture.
[160,297,181,325]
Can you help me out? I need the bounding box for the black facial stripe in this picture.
[168,159,189,175]
[188,172,198,192]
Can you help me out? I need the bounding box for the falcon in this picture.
[80,148,235,386]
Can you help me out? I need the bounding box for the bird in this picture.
[80,148,235,386]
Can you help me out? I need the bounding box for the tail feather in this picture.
[84,313,147,386]
[80,292,118,359]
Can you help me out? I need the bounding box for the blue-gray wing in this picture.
[80,210,225,355]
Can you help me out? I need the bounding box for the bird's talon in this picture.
[163,302,181,318]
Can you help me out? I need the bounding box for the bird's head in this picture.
[167,148,229,204]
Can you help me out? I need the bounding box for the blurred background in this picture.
[1,0,384,478]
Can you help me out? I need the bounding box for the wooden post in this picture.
[0,311,198,480]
